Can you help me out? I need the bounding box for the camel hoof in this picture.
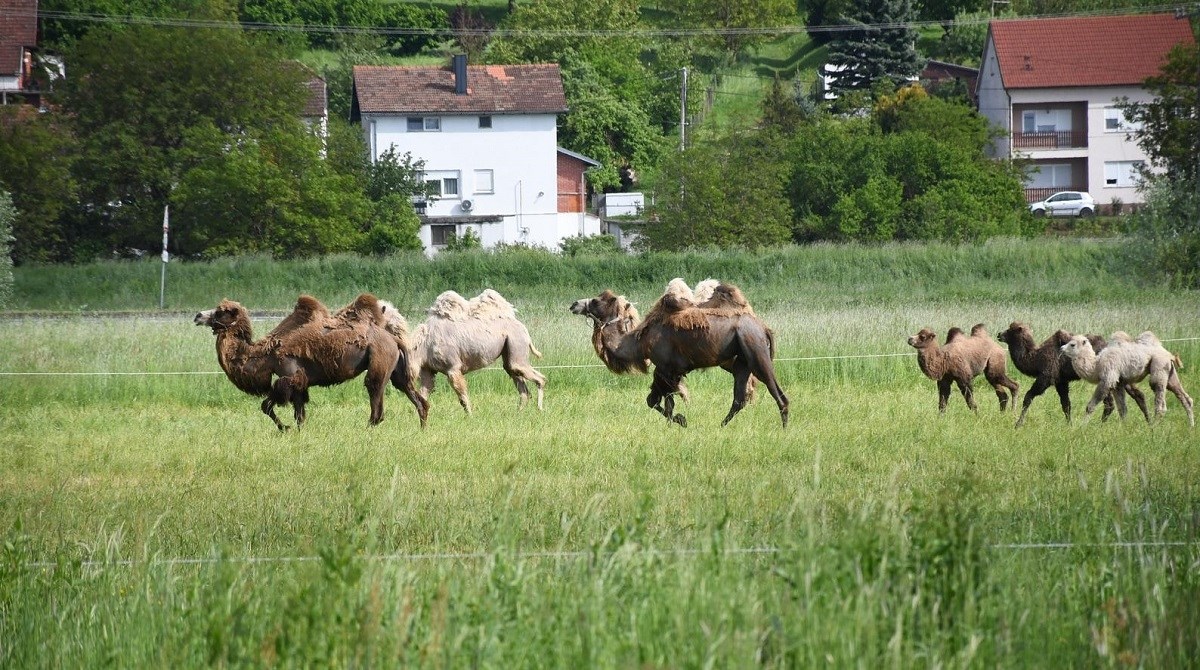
[672,415,687,428]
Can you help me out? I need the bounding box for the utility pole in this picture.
[679,66,688,151]
[159,205,169,309]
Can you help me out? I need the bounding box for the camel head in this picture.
[1060,334,1094,360]
[377,300,409,338]
[997,321,1030,346]
[195,300,251,335]
[569,290,639,331]
[907,328,938,350]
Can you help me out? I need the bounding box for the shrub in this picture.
[559,233,623,257]
[0,190,12,307]
[1127,179,1200,287]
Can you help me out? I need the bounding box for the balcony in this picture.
[1013,130,1087,150]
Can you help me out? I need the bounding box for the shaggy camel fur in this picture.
[195,294,428,430]
[409,289,546,415]
[570,282,788,427]
[1060,332,1194,427]
[907,324,1020,413]
[998,322,1149,426]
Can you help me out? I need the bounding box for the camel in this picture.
[907,324,1020,413]
[997,322,1149,426]
[1060,332,1194,427]
[195,293,428,431]
[409,289,546,415]
[569,282,788,427]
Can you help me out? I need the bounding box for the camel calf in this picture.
[908,324,1019,414]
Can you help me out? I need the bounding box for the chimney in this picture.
[453,54,467,95]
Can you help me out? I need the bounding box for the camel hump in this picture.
[336,293,385,325]
[662,278,696,306]
[469,289,517,320]
[692,278,719,304]
[970,323,988,337]
[1135,330,1161,347]
[377,300,409,337]
[269,294,330,337]
[945,327,966,344]
[699,283,754,315]
[429,290,471,321]
[1050,329,1072,345]
[1110,330,1133,344]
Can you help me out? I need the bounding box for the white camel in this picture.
[1060,331,1194,427]
[409,289,546,415]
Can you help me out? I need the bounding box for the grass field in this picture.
[3,240,1199,667]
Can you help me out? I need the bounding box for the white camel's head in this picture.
[1060,334,1094,359]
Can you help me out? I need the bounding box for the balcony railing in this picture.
[1013,130,1087,150]
[1024,186,1086,204]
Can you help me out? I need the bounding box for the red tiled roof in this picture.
[990,13,1194,89]
[353,63,568,115]
[0,0,38,77]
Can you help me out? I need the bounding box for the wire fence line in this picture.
[2,338,1198,377]
[23,541,1200,571]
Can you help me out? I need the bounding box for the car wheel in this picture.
[1078,207,1094,218]
[1032,208,1046,217]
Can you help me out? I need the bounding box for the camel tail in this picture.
[1174,353,1184,371]
[529,342,543,359]
[766,327,777,360]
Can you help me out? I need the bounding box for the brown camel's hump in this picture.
[268,295,330,338]
[970,323,989,338]
[336,293,386,326]
[944,327,966,344]
[699,283,753,314]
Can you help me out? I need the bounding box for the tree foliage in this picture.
[825,0,925,96]
[661,0,797,54]
[0,108,78,263]
[643,137,792,251]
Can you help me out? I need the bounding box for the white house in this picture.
[352,56,602,253]
[976,13,1194,209]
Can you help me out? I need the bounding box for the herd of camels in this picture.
[194,278,1193,431]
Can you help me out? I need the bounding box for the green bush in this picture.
[559,233,623,257]
[1128,179,1200,287]
[0,190,13,307]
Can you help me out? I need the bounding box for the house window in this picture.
[1028,163,1073,189]
[407,117,441,132]
[423,171,460,198]
[474,169,494,194]
[479,115,492,129]
[1104,160,1144,187]
[1103,108,1140,133]
[430,224,455,247]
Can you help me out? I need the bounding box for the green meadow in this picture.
[2,239,1199,667]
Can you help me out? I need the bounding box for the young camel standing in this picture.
[1060,332,1194,427]
[907,324,1020,414]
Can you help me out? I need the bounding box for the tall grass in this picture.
[3,239,1199,667]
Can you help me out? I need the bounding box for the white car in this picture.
[1029,191,1096,217]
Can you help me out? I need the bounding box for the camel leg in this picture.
[509,374,531,409]
[504,362,547,411]
[446,369,472,415]
[364,367,389,426]
[741,350,788,427]
[955,378,978,412]
[1084,381,1115,421]
[265,376,300,431]
[721,363,753,426]
[293,388,310,426]
[937,378,953,413]
[1015,376,1054,427]
[1112,387,1128,420]
[985,371,1018,412]
[1166,370,1194,427]
[260,397,288,431]
[391,364,430,429]
[1053,379,1074,422]
[1124,383,1151,423]
[647,371,685,426]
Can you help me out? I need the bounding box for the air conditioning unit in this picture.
[460,199,473,212]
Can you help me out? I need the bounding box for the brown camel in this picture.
[194,293,428,431]
[907,324,1020,413]
[569,283,789,427]
[997,322,1149,426]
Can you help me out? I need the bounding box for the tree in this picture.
[825,0,925,97]
[62,21,339,257]
[0,107,78,263]
[873,85,993,153]
[661,0,797,54]
[643,136,792,250]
